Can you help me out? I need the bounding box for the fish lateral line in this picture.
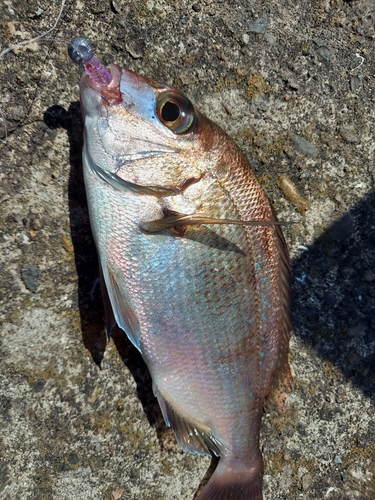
[140,212,297,233]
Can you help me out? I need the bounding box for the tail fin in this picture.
[196,458,263,500]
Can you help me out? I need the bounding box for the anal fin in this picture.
[153,383,222,457]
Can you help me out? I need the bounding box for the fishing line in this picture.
[0,0,68,138]
[0,0,67,59]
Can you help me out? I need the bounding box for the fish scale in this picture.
[213,177,280,392]
[70,36,291,500]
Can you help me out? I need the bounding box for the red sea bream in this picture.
[70,37,291,500]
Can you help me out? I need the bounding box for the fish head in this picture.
[79,63,218,188]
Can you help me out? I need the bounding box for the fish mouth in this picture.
[81,63,123,106]
[81,63,162,107]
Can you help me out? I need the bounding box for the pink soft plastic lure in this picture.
[68,36,112,88]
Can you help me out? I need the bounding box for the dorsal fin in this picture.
[265,214,292,411]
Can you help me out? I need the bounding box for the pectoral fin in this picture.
[140,211,296,233]
[104,267,142,352]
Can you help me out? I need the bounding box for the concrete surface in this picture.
[0,0,374,498]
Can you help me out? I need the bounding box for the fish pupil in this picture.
[161,101,181,122]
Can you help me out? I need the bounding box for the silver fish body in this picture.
[79,61,291,500]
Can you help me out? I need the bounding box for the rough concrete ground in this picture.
[0,0,374,499]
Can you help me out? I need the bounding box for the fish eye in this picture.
[161,101,181,122]
[157,91,196,134]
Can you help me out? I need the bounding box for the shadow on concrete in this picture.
[291,190,375,399]
[44,103,164,432]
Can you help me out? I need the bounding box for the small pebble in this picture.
[318,45,335,62]
[21,265,40,293]
[29,215,41,231]
[87,386,99,404]
[192,3,201,12]
[279,464,293,490]
[125,44,142,59]
[339,125,359,143]
[293,135,318,158]
[301,472,313,490]
[362,270,375,282]
[41,174,51,186]
[7,106,26,121]
[111,0,121,13]
[301,43,310,55]
[328,213,355,242]
[60,453,80,471]
[68,453,80,465]
[112,490,124,500]
[278,176,307,213]
[265,33,276,45]
[31,7,43,17]
[350,74,363,92]
[242,33,250,45]
[334,194,344,204]
[288,78,299,90]
[62,234,74,254]
[250,13,268,34]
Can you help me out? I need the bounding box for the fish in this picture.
[70,37,291,500]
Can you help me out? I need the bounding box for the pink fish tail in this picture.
[196,457,263,500]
